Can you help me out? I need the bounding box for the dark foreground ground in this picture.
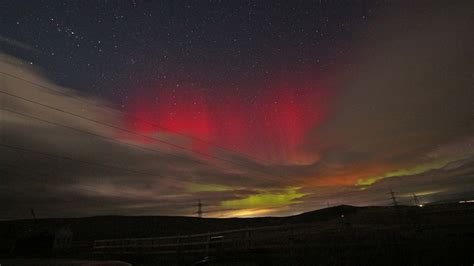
[0,203,473,265]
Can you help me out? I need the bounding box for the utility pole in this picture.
[29,208,36,220]
[29,208,37,225]
[389,189,398,207]
[197,200,203,218]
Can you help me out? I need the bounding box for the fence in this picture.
[92,222,335,257]
[92,217,474,260]
[91,220,416,258]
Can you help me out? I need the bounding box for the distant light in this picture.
[459,200,474,204]
[418,204,424,207]
[341,214,345,218]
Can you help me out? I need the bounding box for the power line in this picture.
[0,72,325,189]
[0,71,274,165]
[0,105,305,191]
[0,107,216,171]
[0,90,278,178]
[1,107,262,179]
[0,105,280,187]
[0,143,170,178]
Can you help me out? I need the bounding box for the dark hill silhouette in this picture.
[1,204,471,243]
[0,203,473,265]
[289,204,358,222]
[0,205,364,243]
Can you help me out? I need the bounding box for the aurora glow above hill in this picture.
[0,1,473,219]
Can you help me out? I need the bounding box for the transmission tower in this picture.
[197,200,203,218]
[413,193,421,206]
[388,189,398,206]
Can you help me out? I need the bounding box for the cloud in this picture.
[302,0,473,186]
[0,54,217,218]
[1,0,473,219]
[0,35,39,53]
[291,157,474,213]
[0,54,296,219]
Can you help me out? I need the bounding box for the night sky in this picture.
[1,0,473,219]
